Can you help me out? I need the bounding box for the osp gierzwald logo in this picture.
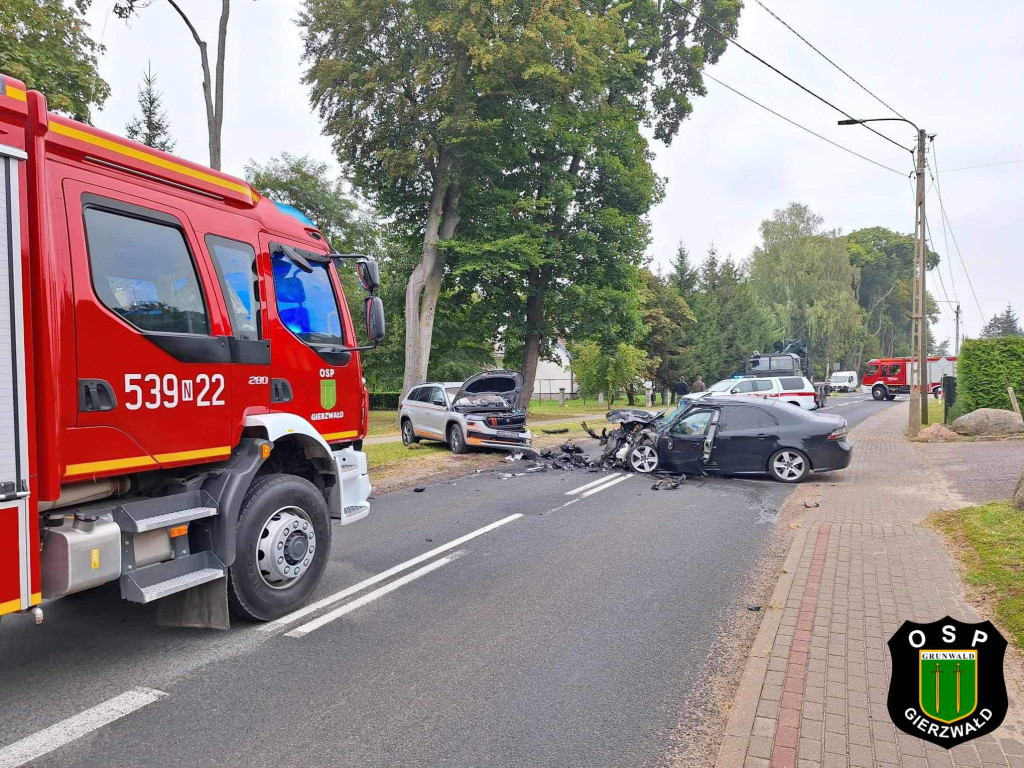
[887,616,1007,749]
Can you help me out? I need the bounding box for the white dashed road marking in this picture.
[263,513,523,632]
[0,687,167,768]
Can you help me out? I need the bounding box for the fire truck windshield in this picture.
[271,252,344,344]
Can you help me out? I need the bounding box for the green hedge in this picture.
[368,391,402,410]
[959,337,1024,411]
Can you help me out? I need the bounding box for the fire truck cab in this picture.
[862,356,957,401]
[0,74,384,625]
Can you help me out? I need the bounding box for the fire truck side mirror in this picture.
[356,259,381,294]
[365,296,385,343]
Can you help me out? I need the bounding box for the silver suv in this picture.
[398,370,532,454]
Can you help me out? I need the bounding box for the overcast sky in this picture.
[85,0,1023,349]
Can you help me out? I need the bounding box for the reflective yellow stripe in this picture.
[31,592,41,606]
[64,446,231,477]
[49,121,256,202]
[153,446,231,464]
[321,430,359,442]
[65,455,157,477]
[0,597,22,616]
[6,86,26,102]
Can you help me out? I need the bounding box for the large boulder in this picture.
[951,407,1024,436]
[1013,471,1024,511]
[916,423,963,442]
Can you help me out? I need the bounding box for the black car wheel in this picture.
[768,449,810,483]
[401,418,418,446]
[628,442,659,473]
[872,385,887,401]
[448,423,469,454]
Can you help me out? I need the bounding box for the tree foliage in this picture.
[958,336,1024,412]
[0,0,110,123]
[301,0,741,395]
[981,304,1023,339]
[570,340,650,404]
[126,62,176,152]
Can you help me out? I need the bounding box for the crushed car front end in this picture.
[451,370,532,452]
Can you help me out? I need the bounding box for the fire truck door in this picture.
[260,236,362,445]
[0,145,37,616]
[65,185,234,474]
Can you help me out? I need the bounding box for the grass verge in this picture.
[929,502,1024,648]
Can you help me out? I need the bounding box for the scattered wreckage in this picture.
[581,408,665,472]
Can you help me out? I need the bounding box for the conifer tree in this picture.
[126,62,175,152]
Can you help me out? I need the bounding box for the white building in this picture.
[532,340,577,400]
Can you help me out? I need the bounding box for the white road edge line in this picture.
[566,473,621,496]
[262,513,523,632]
[579,474,632,498]
[0,687,167,768]
[286,555,455,638]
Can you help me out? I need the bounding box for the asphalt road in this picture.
[0,393,891,768]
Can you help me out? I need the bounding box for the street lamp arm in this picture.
[838,117,920,132]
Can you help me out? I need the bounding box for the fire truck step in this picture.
[114,490,218,533]
[342,503,370,520]
[121,550,226,604]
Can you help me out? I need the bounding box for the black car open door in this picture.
[658,407,719,474]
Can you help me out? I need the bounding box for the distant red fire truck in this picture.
[0,73,385,627]
[861,356,957,401]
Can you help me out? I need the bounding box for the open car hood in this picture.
[453,370,526,412]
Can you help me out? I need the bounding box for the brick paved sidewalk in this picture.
[715,402,1024,768]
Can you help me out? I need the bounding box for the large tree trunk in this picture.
[519,265,548,408]
[519,153,581,409]
[402,159,459,396]
[210,0,230,170]
[164,0,220,169]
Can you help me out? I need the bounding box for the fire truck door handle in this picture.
[78,379,118,412]
[271,379,293,404]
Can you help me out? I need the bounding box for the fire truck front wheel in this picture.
[228,474,332,622]
[872,385,887,401]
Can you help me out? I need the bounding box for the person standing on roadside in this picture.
[672,378,690,403]
[692,375,707,392]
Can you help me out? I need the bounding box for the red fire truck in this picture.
[861,356,957,401]
[0,74,385,627]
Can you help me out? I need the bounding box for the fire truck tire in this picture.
[872,385,887,401]
[885,394,897,400]
[401,418,419,446]
[932,385,941,399]
[227,474,332,622]
[448,423,469,454]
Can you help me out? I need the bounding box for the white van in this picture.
[829,371,858,393]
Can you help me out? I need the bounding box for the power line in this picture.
[925,148,985,324]
[664,0,913,154]
[751,0,907,120]
[927,146,959,306]
[943,158,1024,173]
[909,175,952,320]
[701,72,905,176]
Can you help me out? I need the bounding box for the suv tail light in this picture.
[828,426,848,441]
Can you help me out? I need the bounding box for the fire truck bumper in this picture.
[331,447,371,525]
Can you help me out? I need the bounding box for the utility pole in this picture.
[954,303,961,356]
[837,117,930,433]
[912,127,929,431]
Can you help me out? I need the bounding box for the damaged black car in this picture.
[584,398,852,483]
